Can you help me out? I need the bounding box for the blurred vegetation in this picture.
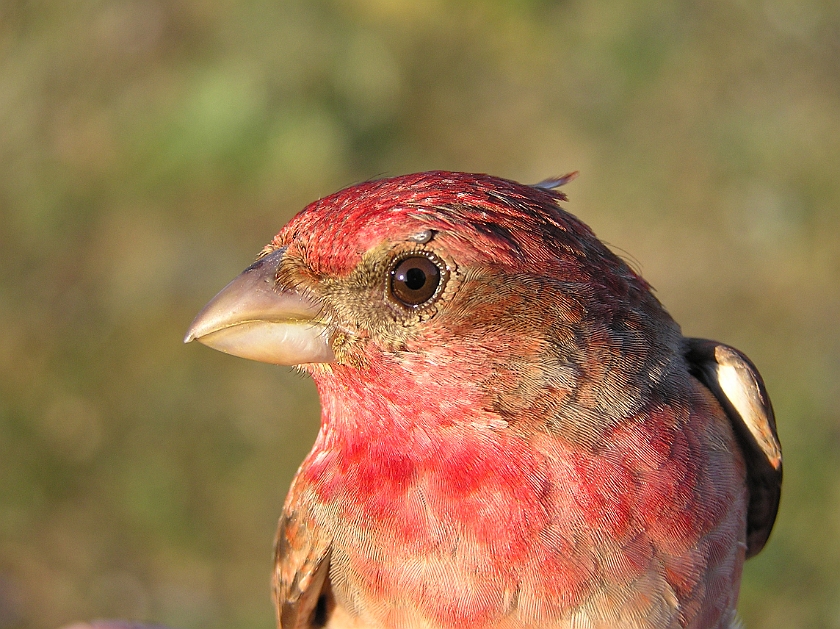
[0,0,838,628]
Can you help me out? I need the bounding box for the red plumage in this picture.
[188,171,781,629]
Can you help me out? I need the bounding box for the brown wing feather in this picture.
[685,337,782,557]
[274,505,335,629]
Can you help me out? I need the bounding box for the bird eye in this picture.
[389,255,443,307]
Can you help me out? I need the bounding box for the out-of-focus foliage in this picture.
[0,0,838,627]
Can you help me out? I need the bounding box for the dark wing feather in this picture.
[685,338,782,557]
[274,504,334,629]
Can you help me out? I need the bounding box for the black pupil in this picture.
[404,267,427,290]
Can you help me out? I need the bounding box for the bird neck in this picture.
[312,356,495,445]
[299,354,527,502]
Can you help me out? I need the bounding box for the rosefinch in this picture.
[186,172,781,629]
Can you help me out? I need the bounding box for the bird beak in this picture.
[184,247,335,365]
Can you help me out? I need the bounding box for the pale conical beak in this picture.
[184,247,335,365]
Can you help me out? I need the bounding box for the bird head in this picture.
[186,171,681,438]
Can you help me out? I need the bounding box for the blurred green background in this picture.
[1,0,838,628]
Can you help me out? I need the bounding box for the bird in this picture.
[185,171,781,629]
